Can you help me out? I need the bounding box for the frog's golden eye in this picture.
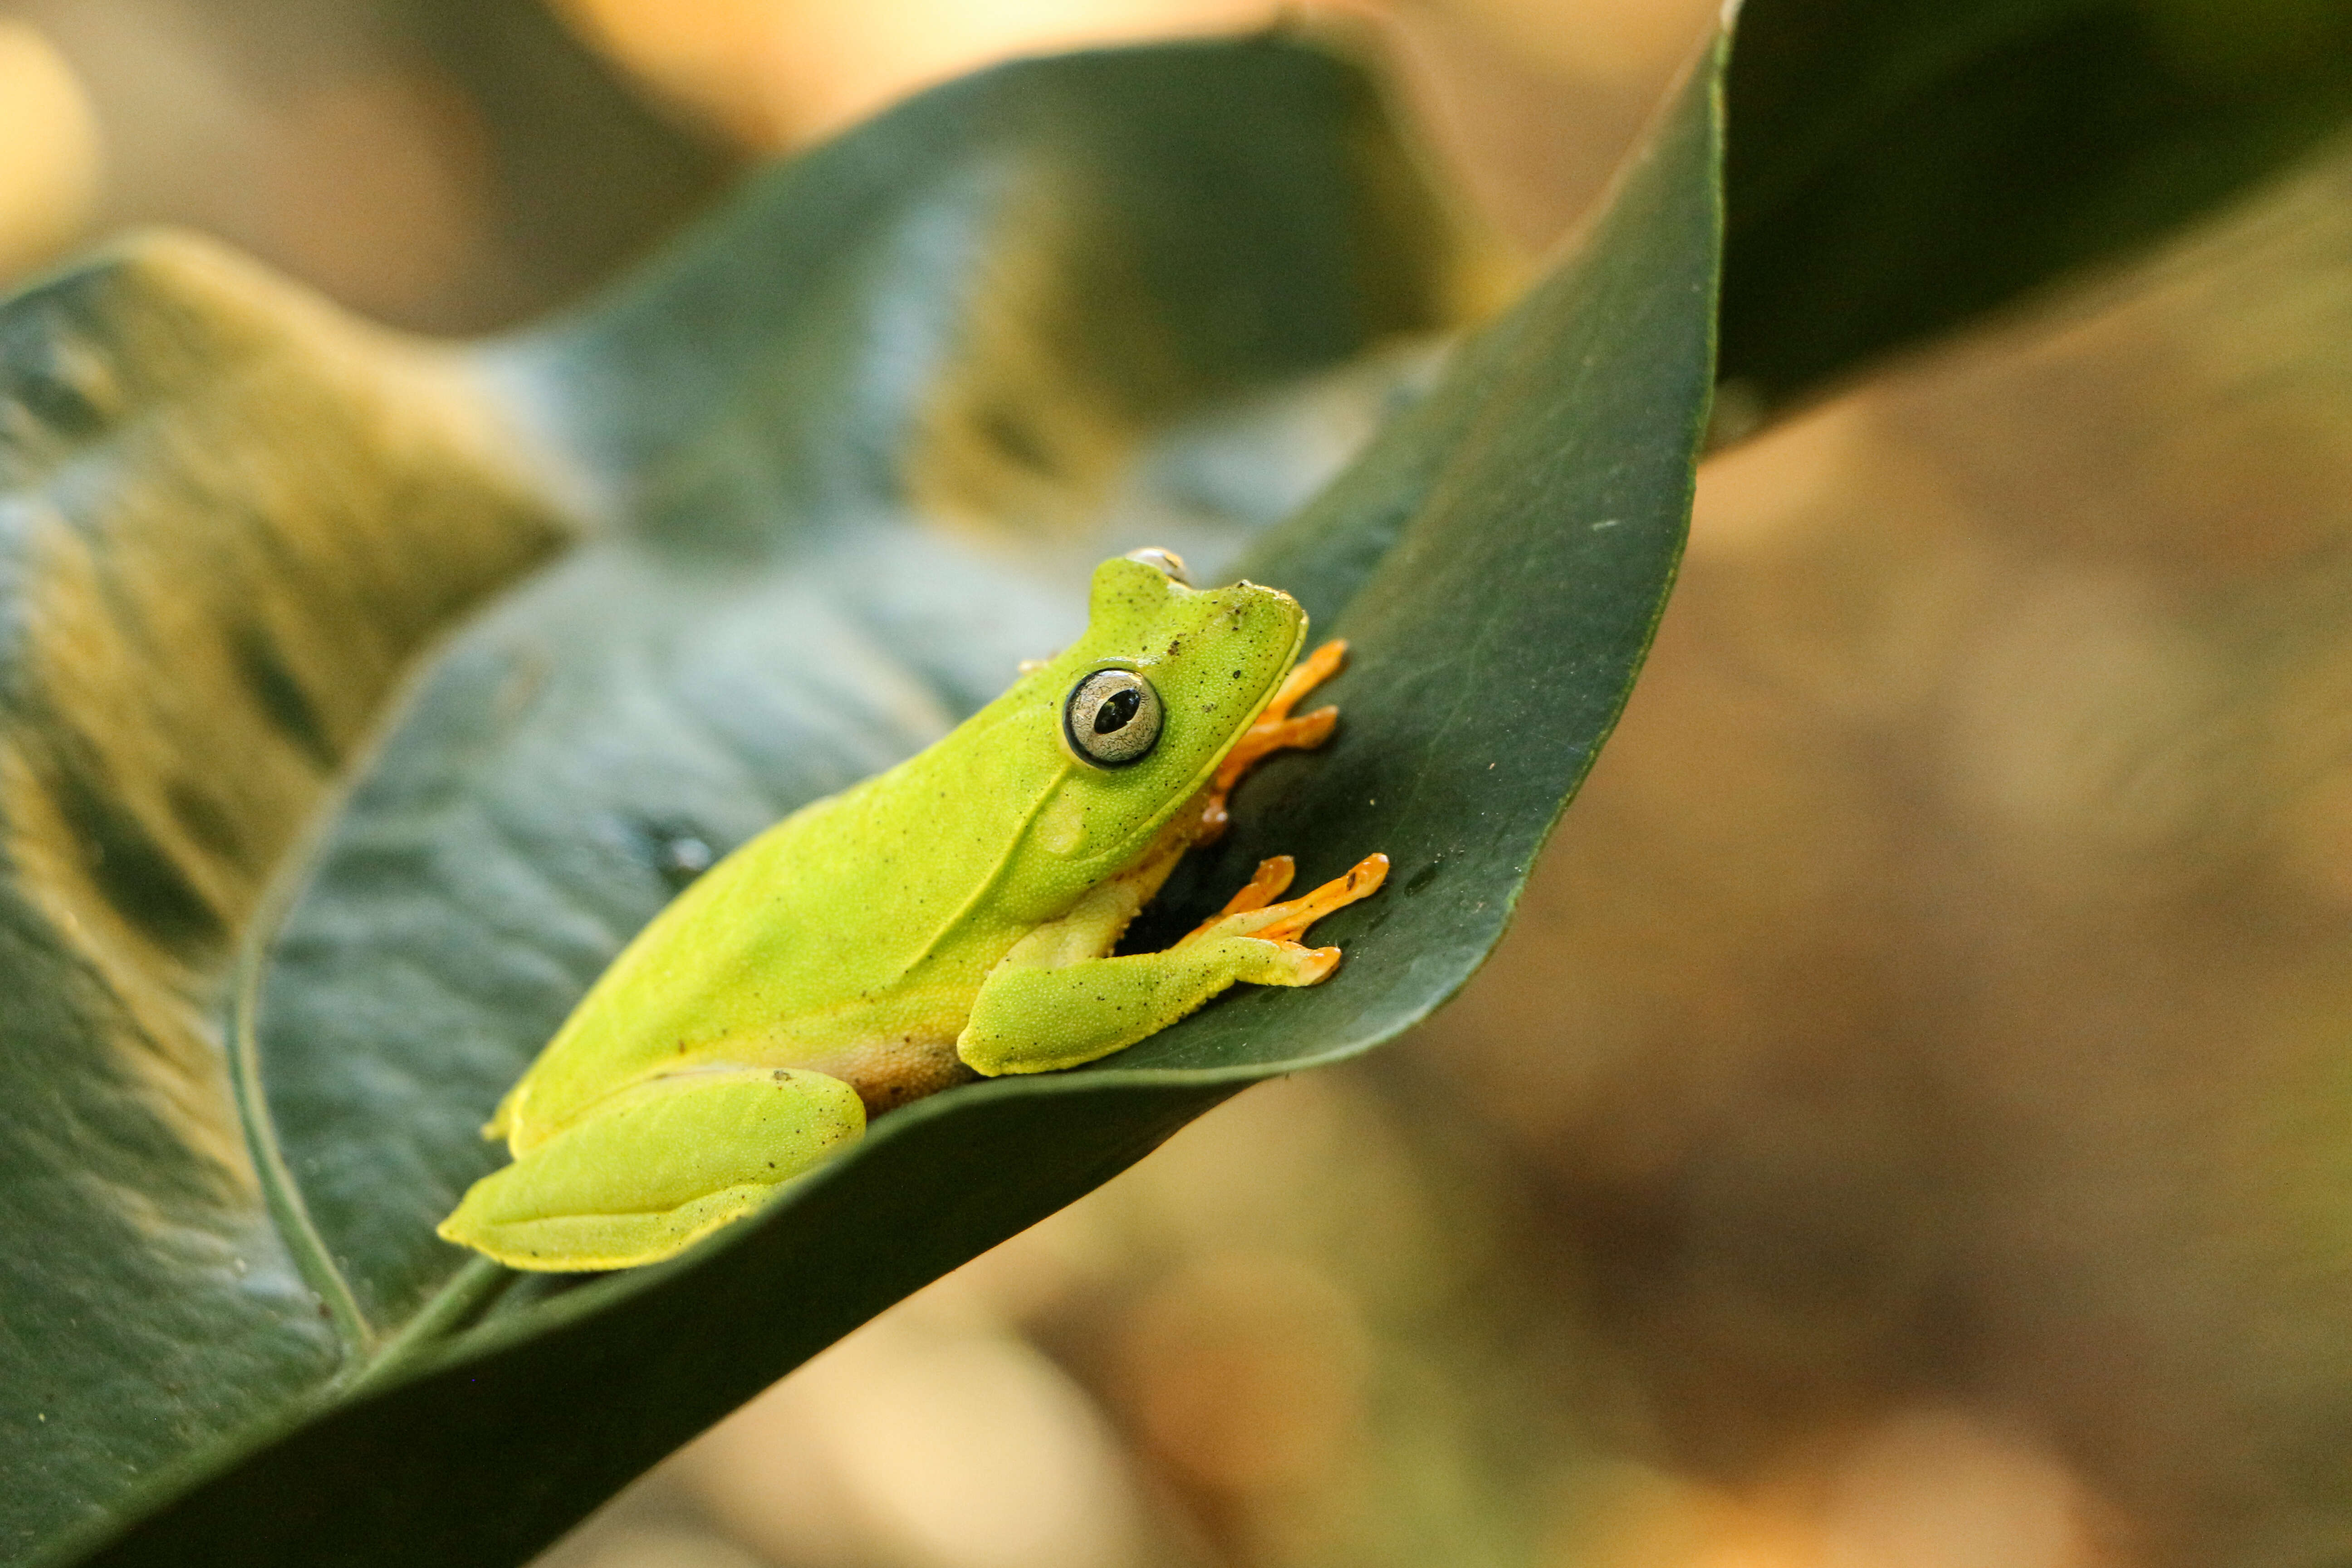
[1063,668,1163,768]
[1122,546,1190,585]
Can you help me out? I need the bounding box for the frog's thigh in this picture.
[959,936,1324,1077]
[438,1068,865,1272]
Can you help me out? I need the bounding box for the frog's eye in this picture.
[1122,546,1190,586]
[1063,669,1164,768]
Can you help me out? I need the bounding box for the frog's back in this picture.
[499,704,1068,1142]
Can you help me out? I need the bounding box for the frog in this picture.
[436,548,1387,1271]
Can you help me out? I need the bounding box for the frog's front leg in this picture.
[437,1067,865,1271]
[957,852,1388,1076]
[1194,638,1348,842]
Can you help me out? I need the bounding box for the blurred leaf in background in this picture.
[3,0,736,327]
[1719,0,2352,411]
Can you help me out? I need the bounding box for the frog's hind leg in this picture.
[438,1068,865,1272]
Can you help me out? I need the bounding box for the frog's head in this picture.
[1028,549,1306,867]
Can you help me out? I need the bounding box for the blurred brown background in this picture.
[10,3,2352,1566]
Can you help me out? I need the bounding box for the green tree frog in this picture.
[438,549,1385,1271]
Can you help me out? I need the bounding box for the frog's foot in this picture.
[437,1068,865,1272]
[1179,852,1389,981]
[1196,639,1348,841]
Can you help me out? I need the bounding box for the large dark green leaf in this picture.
[3,27,1722,1568]
[0,34,1607,1568]
[1722,0,2352,407]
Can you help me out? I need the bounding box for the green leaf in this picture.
[1722,0,2352,407]
[6,34,1710,1568]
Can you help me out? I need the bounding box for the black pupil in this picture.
[1093,688,1142,734]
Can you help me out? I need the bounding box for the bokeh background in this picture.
[9,3,2352,1566]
